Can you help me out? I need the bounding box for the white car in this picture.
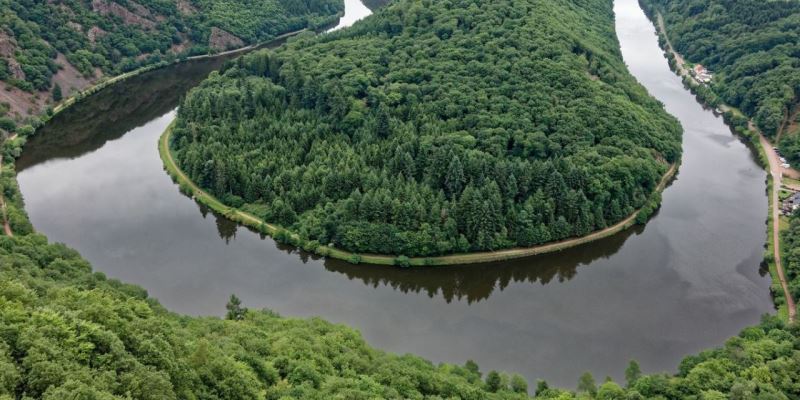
[781,163,791,168]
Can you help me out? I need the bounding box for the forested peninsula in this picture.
[640,0,800,160]
[170,0,683,259]
[0,0,343,123]
[1,0,800,398]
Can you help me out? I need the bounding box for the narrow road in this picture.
[657,12,796,322]
[761,134,797,322]
[656,14,688,75]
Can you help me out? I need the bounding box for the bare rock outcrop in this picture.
[0,33,25,81]
[176,0,198,16]
[91,0,156,29]
[209,27,245,52]
[87,26,107,44]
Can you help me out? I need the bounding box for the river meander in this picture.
[16,0,774,387]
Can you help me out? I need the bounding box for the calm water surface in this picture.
[17,0,774,387]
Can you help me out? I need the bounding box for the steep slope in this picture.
[640,0,800,152]
[0,0,343,124]
[0,223,798,398]
[170,0,682,258]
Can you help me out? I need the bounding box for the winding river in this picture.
[16,0,774,388]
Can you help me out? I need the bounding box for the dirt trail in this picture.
[761,134,797,323]
[657,12,796,322]
[656,14,688,75]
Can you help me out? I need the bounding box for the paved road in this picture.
[760,134,797,323]
[657,12,797,322]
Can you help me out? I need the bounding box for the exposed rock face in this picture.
[52,53,93,94]
[176,0,198,16]
[0,82,46,119]
[0,31,96,119]
[0,33,25,81]
[91,0,156,29]
[209,27,245,52]
[87,26,107,44]
[125,0,153,18]
[67,21,83,32]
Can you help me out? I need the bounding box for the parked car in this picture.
[782,163,791,168]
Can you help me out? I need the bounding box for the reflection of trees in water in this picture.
[31,25,650,305]
[195,193,648,303]
[320,225,644,303]
[16,59,227,171]
[17,35,295,171]
[215,212,239,244]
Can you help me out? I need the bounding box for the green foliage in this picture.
[394,255,410,268]
[172,0,681,257]
[0,118,14,134]
[781,212,800,301]
[641,0,800,140]
[578,372,597,396]
[225,293,247,320]
[0,233,536,399]
[1,223,797,400]
[0,0,343,92]
[624,360,641,387]
[51,85,62,102]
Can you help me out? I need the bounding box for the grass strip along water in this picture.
[645,4,797,322]
[160,121,678,266]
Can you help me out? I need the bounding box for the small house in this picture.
[692,64,713,84]
[782,192,800,215]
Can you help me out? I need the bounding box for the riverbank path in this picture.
[657,12,796,322]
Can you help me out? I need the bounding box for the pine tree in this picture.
[625,360,641,387]
[444,155,465,199]
[52,84,63,102]
[485,371,502,393]
[578,372,597,395]
[225,294,247,321]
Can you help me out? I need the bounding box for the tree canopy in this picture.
[171,0,682,257]
[0,0,343,92]
[1,232,798,399]
[642,0,800,150]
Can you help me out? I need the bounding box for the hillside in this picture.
[169,0,683,258]
[0,224,798,398]
[640,0,800,157]
[0,0,343,125]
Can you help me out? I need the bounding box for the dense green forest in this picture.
[0,0,343,93]
[640,0,800,159]
[1,226,799,398]
[170,0,682,257]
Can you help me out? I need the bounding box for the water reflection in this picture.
[18,35,295,171]
[194,197,648,303]
[323,226,644,304]
[16,0,775,388]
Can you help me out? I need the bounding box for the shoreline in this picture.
[644,4,797,322]
[44,28,308,124]
[0,26,309,238]
[160,121,678,266]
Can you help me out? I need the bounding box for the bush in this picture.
[394,255,411,267]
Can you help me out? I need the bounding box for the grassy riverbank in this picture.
[44,29,308,126]
[0,28,312,243]
[641,1,797,321]
[161,122,678,266]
